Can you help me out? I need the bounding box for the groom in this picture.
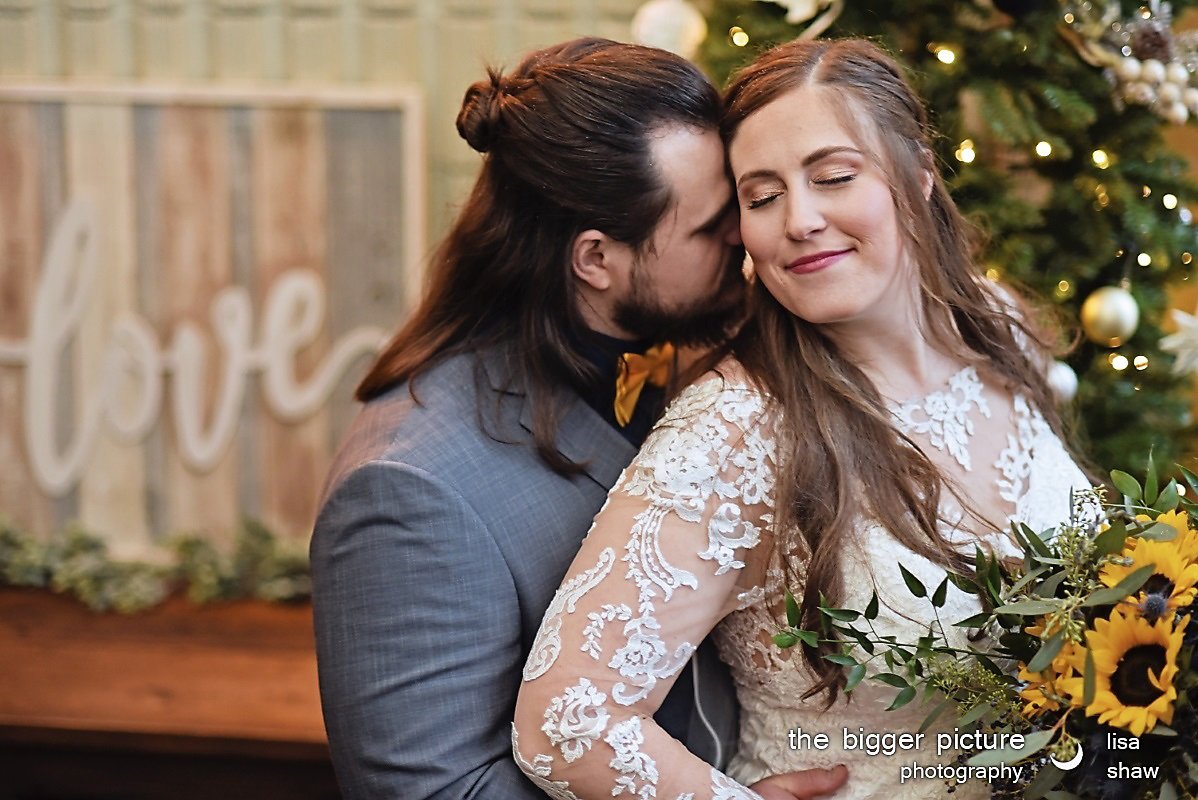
[310,38,847,800]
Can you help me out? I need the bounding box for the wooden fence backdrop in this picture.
[0,85,425,554]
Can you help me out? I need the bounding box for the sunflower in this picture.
[1019,618,1083,718]
[1065,608,1187,737]
[1100,526,1198,614]
[1138,510,1198,561]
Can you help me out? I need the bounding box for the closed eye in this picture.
[746,193,780,210]
[815,174,855,186]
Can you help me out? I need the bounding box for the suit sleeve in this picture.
[310,459,544,800]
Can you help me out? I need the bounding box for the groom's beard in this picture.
[612,246,748,347]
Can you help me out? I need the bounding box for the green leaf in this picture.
[1008,565,1050,594]
[917,698,952,734]
[844,663,866,693]
[785,591,800,628]
[958,702,994,727]
[824,653,858,667]
[1083,648,1096,706]
[1153,724,1179,737]
[773,632,798,648]
[994,599,1059,615]
[1138,522,1178,542]
[1154,480,1180,513]
[1035,571,1068,598]
[1110,470,1143,503]
[819,607,860,622]
[1179,465,1198,497]
[1093,521,1129,558]
[887,685,917,711]
[967,728,1055,767]
[1159,781,1178,800]
[1020,524,1053,558]
[947,571,977,595]
[872,672,910,689]
[931,576,948,608]
[864,592,879,621]
[1146,454,1160,506]
[1082,563,1155,606]
[899,564,926,598]
[1026,630,1065,673]
[1025,763,1065,800]
[953,612,992,628]
[794,629,819,647]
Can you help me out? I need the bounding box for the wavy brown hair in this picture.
[356,38,721,473]
[721,38,1078,702]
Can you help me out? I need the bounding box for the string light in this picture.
[936,47,957,64]
[1064,12,1075,23]
[985,267,1001,281]
[1134,355,1149,370]
[1035,141,1053,157]
[1138,252,1152,266]
[1110,354,1130,371]
[1164,193,1179,209]
[1181,485,1188,497]
[1093,149,1111,169]
[729,26,749,47]
[1143,185,1152,198]
[1095,184,1110,208]
[955,139,976,163]
[1183,252,1193,265]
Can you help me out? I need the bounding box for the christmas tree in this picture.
[699,0,1198,474]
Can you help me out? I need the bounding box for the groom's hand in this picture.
[749,765,848,799]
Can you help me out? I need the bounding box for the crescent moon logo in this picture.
[1050,744,1084,770]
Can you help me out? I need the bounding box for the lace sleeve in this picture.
[513,373,776,800]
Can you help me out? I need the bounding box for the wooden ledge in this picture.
[0,588,327,746]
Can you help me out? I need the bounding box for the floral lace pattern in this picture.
[514,360,1089,799]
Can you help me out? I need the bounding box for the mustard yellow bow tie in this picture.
[614,342,675,427]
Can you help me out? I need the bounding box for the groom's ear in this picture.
[572,229,633,292]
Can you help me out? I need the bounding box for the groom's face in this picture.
[611,125,747,346]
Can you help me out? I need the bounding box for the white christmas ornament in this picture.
[1159,82,1183,104]
[1161,306,1198,375]
[1047,360,1079,404]
[757,0,823,24]
[1165,101,1190,125]
[1124,81,1157,105]
[1142,58,1167,84]
[1116,56,1143,82]
[631,0,707,59]
[1184,87,1198,113]
[1167,61,1191,86]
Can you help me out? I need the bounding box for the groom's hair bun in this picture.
[457,68,511,154]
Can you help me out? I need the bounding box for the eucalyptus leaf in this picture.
[1152,724,1179,737]
[953,612,992,628]
[1083,648,1096,706]
[1159,782,1178,800]
[1093,522,1128,558]
[1008,565,1049,594]
[917,698,951,734]
[1179,465,1198,496]
[795,629,819,647]
[1110,470,1142,502]
[1082,564,1155,606]
[994,599,1059,615]
[1026,630,1065,673]
[958,702,994,727]
[1025,763,1065,800]
[1145,454,1159,506]
[967,728,1054,767]
[1154,480,1180,513]
[1137,522,1178,542]
[1035,571,1068,598]
[824,653,858,667]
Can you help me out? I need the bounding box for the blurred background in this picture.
[4,0,1198,797]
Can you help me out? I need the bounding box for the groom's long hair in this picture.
[357,37,721,473]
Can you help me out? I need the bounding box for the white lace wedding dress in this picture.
[513,359,1090,799]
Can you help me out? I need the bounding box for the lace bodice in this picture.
[513,360,1090,799]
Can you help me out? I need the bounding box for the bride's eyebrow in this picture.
[736,146,864,188]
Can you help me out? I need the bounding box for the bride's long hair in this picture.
[721,38,1077,702]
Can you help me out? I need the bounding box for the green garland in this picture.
[0,517,311,613]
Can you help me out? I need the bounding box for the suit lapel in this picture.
[480,343,636,491]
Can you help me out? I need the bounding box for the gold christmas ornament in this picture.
[1081,285,1140,346]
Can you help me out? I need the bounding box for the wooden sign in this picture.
[0,84,426,555]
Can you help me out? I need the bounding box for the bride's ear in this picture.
[919,147,934,200]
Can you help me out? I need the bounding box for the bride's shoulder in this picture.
[660,357,774,431]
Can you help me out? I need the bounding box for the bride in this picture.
[512,37,1091,799]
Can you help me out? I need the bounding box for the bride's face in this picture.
[730,85,920,330]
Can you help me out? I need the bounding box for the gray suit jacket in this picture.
[311,346,737,800]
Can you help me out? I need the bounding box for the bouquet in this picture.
[774,461,1198,799]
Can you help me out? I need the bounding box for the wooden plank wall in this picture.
[0,1,645,550]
